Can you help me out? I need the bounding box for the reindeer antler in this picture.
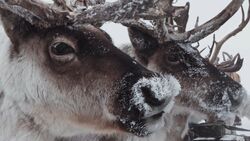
[124,0,246,43]
[0,0,74,28]
[209,2,250,63]
[0,0,176,28]
[216,53,244,73]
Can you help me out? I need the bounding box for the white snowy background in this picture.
[0,0,249,136]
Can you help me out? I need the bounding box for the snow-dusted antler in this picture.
[125,0,246,43]
[0,0,175,28]
[0,0,73,28]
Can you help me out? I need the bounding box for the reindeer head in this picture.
[126,0,250,116]
[0,1,181,138]
[129,29,245,114]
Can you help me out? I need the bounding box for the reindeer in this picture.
[121,0,250,140]
[0,0,184,141]
[0,0,249,141]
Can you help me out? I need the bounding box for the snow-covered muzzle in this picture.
[116,73,181,136]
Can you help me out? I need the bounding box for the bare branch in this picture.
[210,0,250,63]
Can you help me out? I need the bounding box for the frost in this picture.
[40,0,54,4]
[187,67,209,77]
[138,18,154,29]
[131,74,181,113]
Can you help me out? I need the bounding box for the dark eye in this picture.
[49,42,76,64]
[51,42,75,55]
[165,54,180,65]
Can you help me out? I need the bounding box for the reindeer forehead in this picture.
[46,24,111,43]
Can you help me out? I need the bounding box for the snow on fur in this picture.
[238,89,250,119]
[131,74,181,114]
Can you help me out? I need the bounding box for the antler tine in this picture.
[206,34,216,59]
[222,52,233,61]
[217,54,238,68]
[210,0,250,63]
[217,54,244,72]
[123,0,245,44]
[169,0,245,43]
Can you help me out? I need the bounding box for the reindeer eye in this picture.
[49,42,76,64]
[165,55,180,65]
[51,42,75,55]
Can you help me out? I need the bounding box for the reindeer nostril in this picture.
[141,86,165,107]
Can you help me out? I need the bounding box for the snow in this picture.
[40,0,54,4]
[131,75,181,114]
[220,135,245,141]
[138,18,154,29]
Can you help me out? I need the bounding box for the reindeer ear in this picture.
[0,10,35,44]
[128,27,159,64]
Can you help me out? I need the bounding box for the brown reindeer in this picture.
[123,40,248,141]
[121,0,250,140]
[0,0,182,141]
